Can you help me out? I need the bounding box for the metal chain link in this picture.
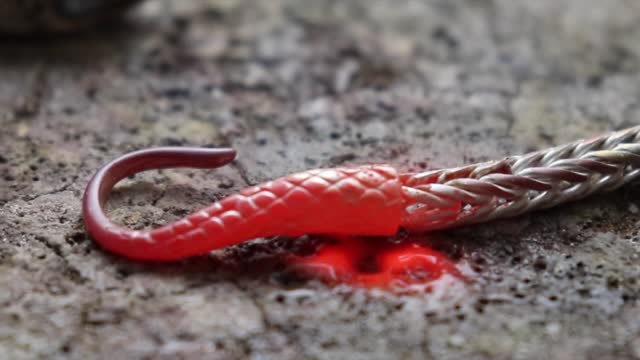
[401,125,640,231]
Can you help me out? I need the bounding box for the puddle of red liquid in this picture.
[286,235,463,291]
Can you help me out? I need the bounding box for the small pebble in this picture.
[545,322,561,336]
[448,334,465,347]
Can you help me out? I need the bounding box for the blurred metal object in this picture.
[401,125,640,232]
[0,0,143,34]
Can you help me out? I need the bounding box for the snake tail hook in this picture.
[82,147,407,260]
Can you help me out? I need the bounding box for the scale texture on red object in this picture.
[85,157,405,260]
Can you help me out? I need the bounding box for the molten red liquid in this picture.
[287,236,462,290]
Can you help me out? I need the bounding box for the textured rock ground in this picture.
[1,0,639,359]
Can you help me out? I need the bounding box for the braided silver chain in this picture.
[401,125,640,232]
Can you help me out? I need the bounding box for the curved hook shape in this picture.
[83,147,237,260]
[83,147,405,261]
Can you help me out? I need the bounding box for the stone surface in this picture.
[1,0,639,359]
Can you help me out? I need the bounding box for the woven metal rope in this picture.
[400,125,640,232]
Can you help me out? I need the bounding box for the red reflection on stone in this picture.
[287,236,462,290]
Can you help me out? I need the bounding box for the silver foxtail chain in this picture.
[401,125,640,232]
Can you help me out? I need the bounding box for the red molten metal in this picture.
[288,236,461,290]
[83,147,451,260]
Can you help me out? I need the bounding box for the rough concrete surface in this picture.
[1,0,639,359]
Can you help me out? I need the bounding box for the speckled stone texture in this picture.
[1,1,639,359]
